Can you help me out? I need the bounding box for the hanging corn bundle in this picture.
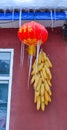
[31,50,52,111]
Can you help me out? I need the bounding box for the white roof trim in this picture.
[0,0,67,9]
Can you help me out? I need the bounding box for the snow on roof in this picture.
[0,0,67,10]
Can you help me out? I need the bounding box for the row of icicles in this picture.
[31,50,52,111]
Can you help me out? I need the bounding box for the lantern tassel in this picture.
[28,55,33,88]
[27,45,36,56]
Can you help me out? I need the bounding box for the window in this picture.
[0,49,14,130]
[0,52,11,76]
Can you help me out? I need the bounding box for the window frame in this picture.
[0,49,14,130]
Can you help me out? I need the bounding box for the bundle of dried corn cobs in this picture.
[31,50,52,111]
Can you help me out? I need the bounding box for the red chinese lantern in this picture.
[18,21,48,56]
[18,21,48,86]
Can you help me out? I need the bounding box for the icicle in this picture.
[34,9,36,20]
[36,43,40,69]
[4,9,6,16]
[20,43,24,67]
[54,9,56,21]
[27,54,30,67]
[28,55,33,88]
[50,10,54,31]
[65,10,67,18]
[19,9,22,28]
[19,9,24,67]
[12,9,14,21]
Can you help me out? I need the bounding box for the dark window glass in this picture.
[0,53,11,76]
[0,82,8,130]
[0,83,8,103]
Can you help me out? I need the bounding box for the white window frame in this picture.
[0,49,14,130]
